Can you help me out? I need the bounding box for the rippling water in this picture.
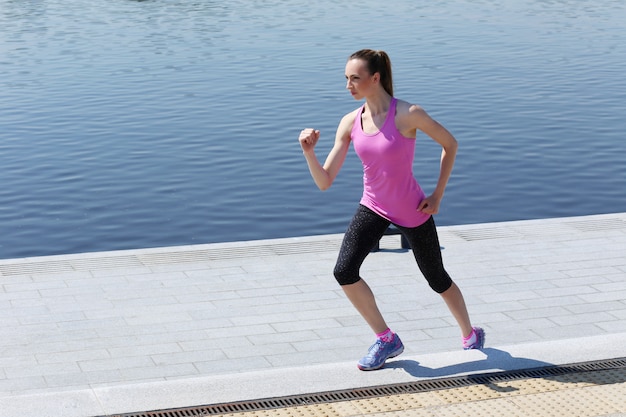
[1,0,625,259]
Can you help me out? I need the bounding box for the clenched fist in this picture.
[298,128,320,154]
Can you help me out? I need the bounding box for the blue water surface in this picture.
[1,0,625,259]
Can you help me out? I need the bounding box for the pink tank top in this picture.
[351,98,430,227]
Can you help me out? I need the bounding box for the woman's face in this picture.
[345,58,377,100]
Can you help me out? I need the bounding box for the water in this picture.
[1,0,625,260]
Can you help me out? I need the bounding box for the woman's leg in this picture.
[440,282,472,337]
[399,217,473,338]
[333,205,390,334]
[342,280,388,334]
[334,206,406,370]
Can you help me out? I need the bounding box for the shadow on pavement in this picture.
[386,348,554,378]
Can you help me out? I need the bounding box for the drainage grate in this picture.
[451,227,521,241]
[101,357,626,417]
[566,217,626,232]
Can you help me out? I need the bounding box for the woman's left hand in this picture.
[417,194,441,215]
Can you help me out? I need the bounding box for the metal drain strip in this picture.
[450,215,626,241]
[102,357,626,417]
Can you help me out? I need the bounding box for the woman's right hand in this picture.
[298,128,320,154]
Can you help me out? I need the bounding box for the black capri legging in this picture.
[333,205,453,293]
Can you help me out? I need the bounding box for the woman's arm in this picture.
[299,112,355,191]
[405,104,458,214]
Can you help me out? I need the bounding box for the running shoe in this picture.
[463,326,485,350]
[357,334,404,371]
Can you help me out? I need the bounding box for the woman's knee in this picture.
[333,265,361,286]
[428,273,453,294]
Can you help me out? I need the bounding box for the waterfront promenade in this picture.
[0,213,625,416]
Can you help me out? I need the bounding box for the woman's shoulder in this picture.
[394,98,431,135]
[331,107,360,139]
[339,107,361,127]
[394,98,424,115]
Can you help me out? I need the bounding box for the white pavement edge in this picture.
[2,332,625,417]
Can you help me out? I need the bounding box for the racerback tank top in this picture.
[351,98,430,228]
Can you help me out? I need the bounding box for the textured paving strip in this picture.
[190,368,626,417]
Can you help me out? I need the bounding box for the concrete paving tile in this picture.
[116,331,213,348]
[406,336,460,354]
[489,280,558,294]
[579,289,626,303]
[118,363,199,382]
[0,354,38,370]
[178,336,251,352]
[608,272,626,282]
[4,361,82,379]
[519,295,590,309]
[532,323,607,339]
[609,309,626,320]
[210,295,282,309]
[152,349,225,367]
[78,356,156,373]
[123,311,193,326]
[0,290,42,302]
[44,369,124,388]
[35,349,111,365]
[565,301,626,314]
[107,343,182,358]
[569,266,625,278]
[550,311,618,326]
[3,322,59,340]
[290,336,366,354]
[160,317,223,332]
[226,312,297,326]
[593,281,626,292]
[51,296,115,313]
[463,300,529,315]
[0,375,48,395]
[90,266,153,277]
[393,317,453,334]
[505,306,572,321]
[193,356,272,374]
[315,323,371,340]
[263,349,358,368]
[478,290,541,303]
[272,289,343,304]
[32,271,94,282]
[19,311,87,325]
[481,329,544,347]
[185,266,247,279]
[64,274,128,288]
[296,305,357,321]
[203,323,275,338]
[271,318,343,333]
[543,283,606,298]
[237,286,303,299]
[597,320,626,332]
[3,279,68,292]
[246,330,319,346]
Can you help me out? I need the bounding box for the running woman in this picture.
[298,49,484,371]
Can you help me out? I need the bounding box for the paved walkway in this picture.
[0,212,625,417]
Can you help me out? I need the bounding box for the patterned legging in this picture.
[333,204,453,293]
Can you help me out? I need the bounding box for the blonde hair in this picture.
[349,49,393,96]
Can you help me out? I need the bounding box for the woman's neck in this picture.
[364,93,392,117]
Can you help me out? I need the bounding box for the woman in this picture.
[298,49,484,371]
